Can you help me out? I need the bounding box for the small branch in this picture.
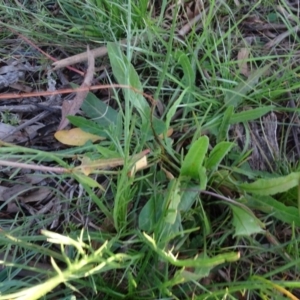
[52,38,132,70]
[0,84,156,105]
[0,160,69,174]
[0,150,150,174]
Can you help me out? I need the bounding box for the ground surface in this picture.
[0,1,300,299]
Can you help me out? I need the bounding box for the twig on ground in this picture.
[52,39,128,70]
[0,149,150,174]
[58,47,94,130]
[0,84,157,105]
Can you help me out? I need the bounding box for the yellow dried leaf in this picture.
[78,157,94,175]
[54,128,105,146]
[128,156,148,177]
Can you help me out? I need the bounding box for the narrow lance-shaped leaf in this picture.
[107,43,166,137]
[224,63,271,107]
[217,105,234,142]
[174,50,195,114]
[199,166,207,191]
[239,172,300,195]
[139,195,162,231]
[245,195,300,227]
[202,106,275,132]
[174,50,195,87]
[180,136,209,180]
[230,106,275,124]
[81,92,119,127]
[165,89,188,131]
[107,43,150,122]
[178,181,199,211]
[206,142,235,170]
[164,178,181,224]
[231,205,265,237]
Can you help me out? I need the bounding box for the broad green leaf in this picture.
[81,92,119,127]
[178,182,199,211]
[245,195,300,227]
[149,117,166,137]
[230,106,275,124]
[217,105,234,142]
[224,64,271,107]
[198,193,211,235]
[206,142,235,170]
[231,205,265,237]
[165,89,188,131]
[158,214,182,244]
[165,179,181,224]
[202,106,275,133]
[107,43,150,121]
[139,195,162,231]
[240,172,300,195]
[174,50,195,87]
[107,42,165,139]
[180,136,209,179]
[174,50,195,110]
